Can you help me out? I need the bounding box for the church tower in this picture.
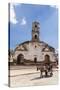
[32,21,40,42]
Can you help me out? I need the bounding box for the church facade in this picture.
[12,21,57,65]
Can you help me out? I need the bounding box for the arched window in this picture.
[35,34,37,39]
[35,24,37,27]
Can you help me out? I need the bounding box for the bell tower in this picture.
[32,21,40,42]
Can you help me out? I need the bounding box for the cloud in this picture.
[13,3,21,6]
[10,3,27,26]
[50,5,58,8]
[10,3,18,24]
[20,17,27,25]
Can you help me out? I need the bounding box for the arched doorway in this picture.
[44,54,50,64]
[34,57,37,63]
[17,54,24,65]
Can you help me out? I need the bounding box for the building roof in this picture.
[14,40,55,52]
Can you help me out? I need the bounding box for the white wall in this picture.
[13,42,56,62]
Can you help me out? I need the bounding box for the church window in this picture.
[35,35,37,39]
[35,25,37,27]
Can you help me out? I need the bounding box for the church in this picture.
[12,21,57,65]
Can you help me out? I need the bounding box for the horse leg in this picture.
[40,70,43,78]
[50,69,53,77]
[45,70,48,77]
[37,67,38,71]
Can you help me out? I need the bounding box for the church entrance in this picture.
[34,57,37,63]
[44,54,50,64]
[17,54,24,65]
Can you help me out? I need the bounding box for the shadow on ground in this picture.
[9,72,40,77]
[31,75,52,81]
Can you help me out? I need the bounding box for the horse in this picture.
[37,64,53,78]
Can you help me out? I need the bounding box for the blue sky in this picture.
[9,3,58,50]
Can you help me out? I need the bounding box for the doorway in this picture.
[34,57,37,63]
[44,54,50,64]
[17,54,24,65]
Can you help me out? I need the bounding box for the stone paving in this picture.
[9,66,59,87]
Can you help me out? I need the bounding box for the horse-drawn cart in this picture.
[36,63,53,78]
